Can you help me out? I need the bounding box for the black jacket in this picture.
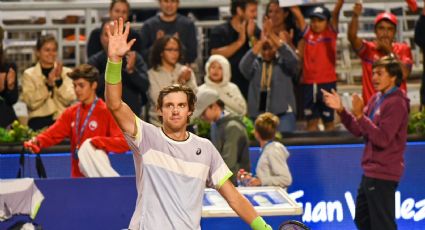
[0,62,18,128]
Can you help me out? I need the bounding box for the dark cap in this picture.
[309,6,331,20]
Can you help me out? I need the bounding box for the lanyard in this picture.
[368,87,397,121]
[74,97,98,159]
[260,62,273,91]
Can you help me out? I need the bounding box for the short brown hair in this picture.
[255,112,279,140]
[157,84,197,123]
[67,64,99,83]
[372,55,403,87]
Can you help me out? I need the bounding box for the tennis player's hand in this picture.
[107,17,136,62]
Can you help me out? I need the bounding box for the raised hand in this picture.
[321,89,344,112]
[252,31,267,55]
[262,17,272,37]
[107,18,136,62]
[353,3,363,17]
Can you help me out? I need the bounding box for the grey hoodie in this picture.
[239,44,299,118]
[211,112,250,183]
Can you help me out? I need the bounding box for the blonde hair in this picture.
[255,112,280,140]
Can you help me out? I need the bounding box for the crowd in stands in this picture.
[0,0,424,181]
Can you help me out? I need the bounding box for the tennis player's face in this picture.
[372,66,396,93]
[159,92,191,131]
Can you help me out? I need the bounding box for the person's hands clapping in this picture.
[247,19,256,37]
[236,20,247,44]
[321,89,344,113]
[178,65,192,84]
[6,67,16,90]
[351,93,364,120]
[47,62,62,87]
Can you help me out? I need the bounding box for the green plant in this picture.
[192,118,211,139]
[242,116,255,141]
[408,110,425,136]
[0,120,38,143]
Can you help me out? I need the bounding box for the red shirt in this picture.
[302,25,338,84]
[357,40,413,103]
[36,99,129,177]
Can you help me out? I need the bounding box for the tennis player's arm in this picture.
[104,18,137,136]
[218,181,272,230]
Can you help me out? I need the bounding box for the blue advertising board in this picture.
[1,142,424,229]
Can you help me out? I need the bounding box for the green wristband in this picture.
[105,59,122,84]
[250,216,272,230]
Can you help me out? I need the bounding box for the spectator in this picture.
[140,0,198,65]
[414,2,425,109]
[193,88,250,184]
[322,56,409,230]
[348,3,413,104]
[239,23,299,133]
[21,34,76,131]
[104,18,272,230]
[24,64,129,178]
[241,112,292,189]
[265,0,301,47]
[147,35,197,126]
[88,22,149,116]
[199,54,246,116]
[291,1,343,131]
[0,27,18,128]
[86,0,141,58]
[209,0,260,99]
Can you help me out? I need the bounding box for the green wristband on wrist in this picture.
[250,216,272,230]
[105,59,122,84]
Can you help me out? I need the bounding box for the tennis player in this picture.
[104,18,272,230]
